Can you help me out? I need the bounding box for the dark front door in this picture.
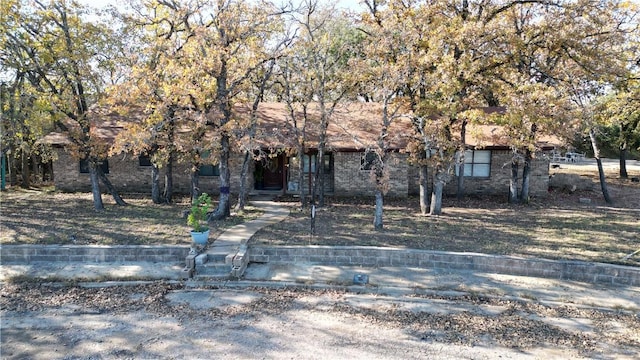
[256,155,283,190]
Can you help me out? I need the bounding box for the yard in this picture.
[1,164,638,267]
[0,191,262,247]
[253,189,639,266]
[2,165,639,360]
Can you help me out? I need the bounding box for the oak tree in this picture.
[1,0,126,209]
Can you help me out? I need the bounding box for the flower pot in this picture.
[190,229,210,245]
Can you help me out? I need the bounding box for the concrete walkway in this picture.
[205,200,290,262]
[190,200,291,279]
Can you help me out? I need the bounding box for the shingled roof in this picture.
[40,102,560,151]
[237,102,413,150]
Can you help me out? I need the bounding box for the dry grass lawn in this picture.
[1,164,638,266]
[252,165,640,267]
[0,192,261,246]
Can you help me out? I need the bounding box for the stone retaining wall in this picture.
[3,244,637,286]
[249,245,640,286]
[0,245,188,264]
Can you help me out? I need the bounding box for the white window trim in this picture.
[456,150,491,178]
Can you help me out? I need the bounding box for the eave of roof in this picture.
[39,102,562,150]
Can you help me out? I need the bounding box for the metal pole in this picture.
[309,204,316,243]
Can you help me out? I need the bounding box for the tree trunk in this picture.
[236,150,250,211]
[32,155,41,182]
[456,121,467,199]
[317,148,325,207]
[521,123,538,204]
[419,163,429,215]
[1,150,6,190]
[212,133,231,219]
[211,61,232,220]
[595,157,613,204]
[589,128,613,204]
[619,122,628,179]
[190,169,200,204]
[45,160,53,182]
[373,189,384,230]
[97,166,127,206]
[21,150,30,188]
[317,105,329,207]
[619,145,628,179]
[509,159,519,203]
[297,146,307,208]
[164,153,173,204]
[430,174,444,215]
[89,163,104,210]
[456,160,464,200]
[310,158,318,206]
[151,164,161,204]
[164,110,175,204]
[9,150,18,186]
[311,149,325,207]
[520,151,531,204]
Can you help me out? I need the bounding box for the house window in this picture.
[360,150,380,171]
[197,149,219,176]
[302,153,332,173]
[456,150,491,177]
[80,159,109,174]
[139,155,152,167]
[198,164,220,176]
[323,153,332,172]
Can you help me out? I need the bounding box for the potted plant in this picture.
[187,193,211,245]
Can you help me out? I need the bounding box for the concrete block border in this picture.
[248,245,640,286]
[0,245,188,264]
[2,244,638,286]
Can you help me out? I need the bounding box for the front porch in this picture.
[251,152,334,196]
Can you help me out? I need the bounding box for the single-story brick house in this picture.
[41,102,557,198]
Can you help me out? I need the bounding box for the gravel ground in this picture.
[1,282,639,359]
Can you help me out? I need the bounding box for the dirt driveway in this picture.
[1,282,638,359]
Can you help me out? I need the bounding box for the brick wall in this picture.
[407,149,550,197]
[0,245,188,263]
[53,149,246,195]
[249,245,640,286]
[334,151,409,198]
[53,148,548,198]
